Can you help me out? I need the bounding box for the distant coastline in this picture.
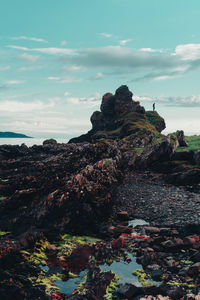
[0,131,32,138]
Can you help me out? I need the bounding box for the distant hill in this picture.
[0,132,32,138]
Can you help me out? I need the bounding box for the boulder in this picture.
[193,150,200,165]
[43,138,57,145]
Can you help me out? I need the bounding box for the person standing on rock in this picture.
[153,102,155,111]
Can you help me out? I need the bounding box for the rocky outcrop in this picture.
[0,141,123,234]
[69,85,163,143]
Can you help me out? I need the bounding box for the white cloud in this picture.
[134,94,200,107]
[66,93,101,106]
[19,53,41,62]
[100,33,113,38]
[61,40,68,46]
[10,36,48,43]
[47,76,76,83]
[62,65,81,72]
[140,48,163,53]
[154,75,176,81]
[67,97,80,104]
[95,72,104,79]
[34,47,76,55]
[0,99,54,112]
[8,45,28,51]
[64,91,70,96]
[8,45,77,55]
[6,80,25,85]
[174,44,200,60]
[119,39,132,46]
[0,65,10,71]
[17,66,41,72]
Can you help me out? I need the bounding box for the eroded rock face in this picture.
[0,141,123,234]
[69,85,149,143]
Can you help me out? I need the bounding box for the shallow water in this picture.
[55,271,86,294]
[100,253,141,286]
[128,219,149,228]
[48,219,148,294]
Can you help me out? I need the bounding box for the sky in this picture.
[1,0,200,138]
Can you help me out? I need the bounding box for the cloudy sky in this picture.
[1,0,200,138]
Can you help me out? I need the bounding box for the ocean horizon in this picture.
[0,138,69,147]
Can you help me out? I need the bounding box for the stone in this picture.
[111,237,125,249]
[113,224,133,236]
[144,226,161,234]
[151,269,163,281]
[43,138,57,145]
[193,150,200,165]
[117,211,129,220]
[117,283,143,298]
[167,287,184,299]
[187,262,200,275]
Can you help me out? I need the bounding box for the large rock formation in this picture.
[69,85,165,143]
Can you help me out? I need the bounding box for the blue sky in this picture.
[1,0,200,137]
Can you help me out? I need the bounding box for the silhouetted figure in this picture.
[153,103,155,111]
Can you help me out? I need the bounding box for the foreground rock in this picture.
[0,85,200,299]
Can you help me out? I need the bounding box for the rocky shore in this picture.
[0,86,199,299]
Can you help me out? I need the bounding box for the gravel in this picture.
[114,171,200,228]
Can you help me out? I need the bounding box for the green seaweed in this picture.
[0,231,10,236]
[104,273,119,300]
[61,234,101,245]
[132,269,152,287]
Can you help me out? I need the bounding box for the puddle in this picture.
[55,270,86,294]
[100,252,142,286]
[128,219,149,228]
[39,220,151,295]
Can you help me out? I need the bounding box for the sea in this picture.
[0,138,69,147]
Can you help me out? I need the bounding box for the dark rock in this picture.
[193,150,200,165]
[167,287,185,299]
[187,262,200,275]
[43,138,57,145]
[69,85,162,143]
[191,251,200,262]
[117,283,143,299]
[151,269,163,281]
[176,130,188,147]
[117,211,129,220]
[144,226,161,234]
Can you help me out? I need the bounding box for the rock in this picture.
[113,224,133,236]
[190,251,200,262]
[183,235,200,245]
[117,211,129,220]
[167,287,185,299]
[117,283,143,299]
[193,150,200,165]
[43,138,57,145]
[151,269,163,281]
[69,85,163,143]
[176,130,188,147]
[144,226,161,234]
[146,111,166,133]
[111,237,125,249]
[187,262,200,275]
[162,240,175,248]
